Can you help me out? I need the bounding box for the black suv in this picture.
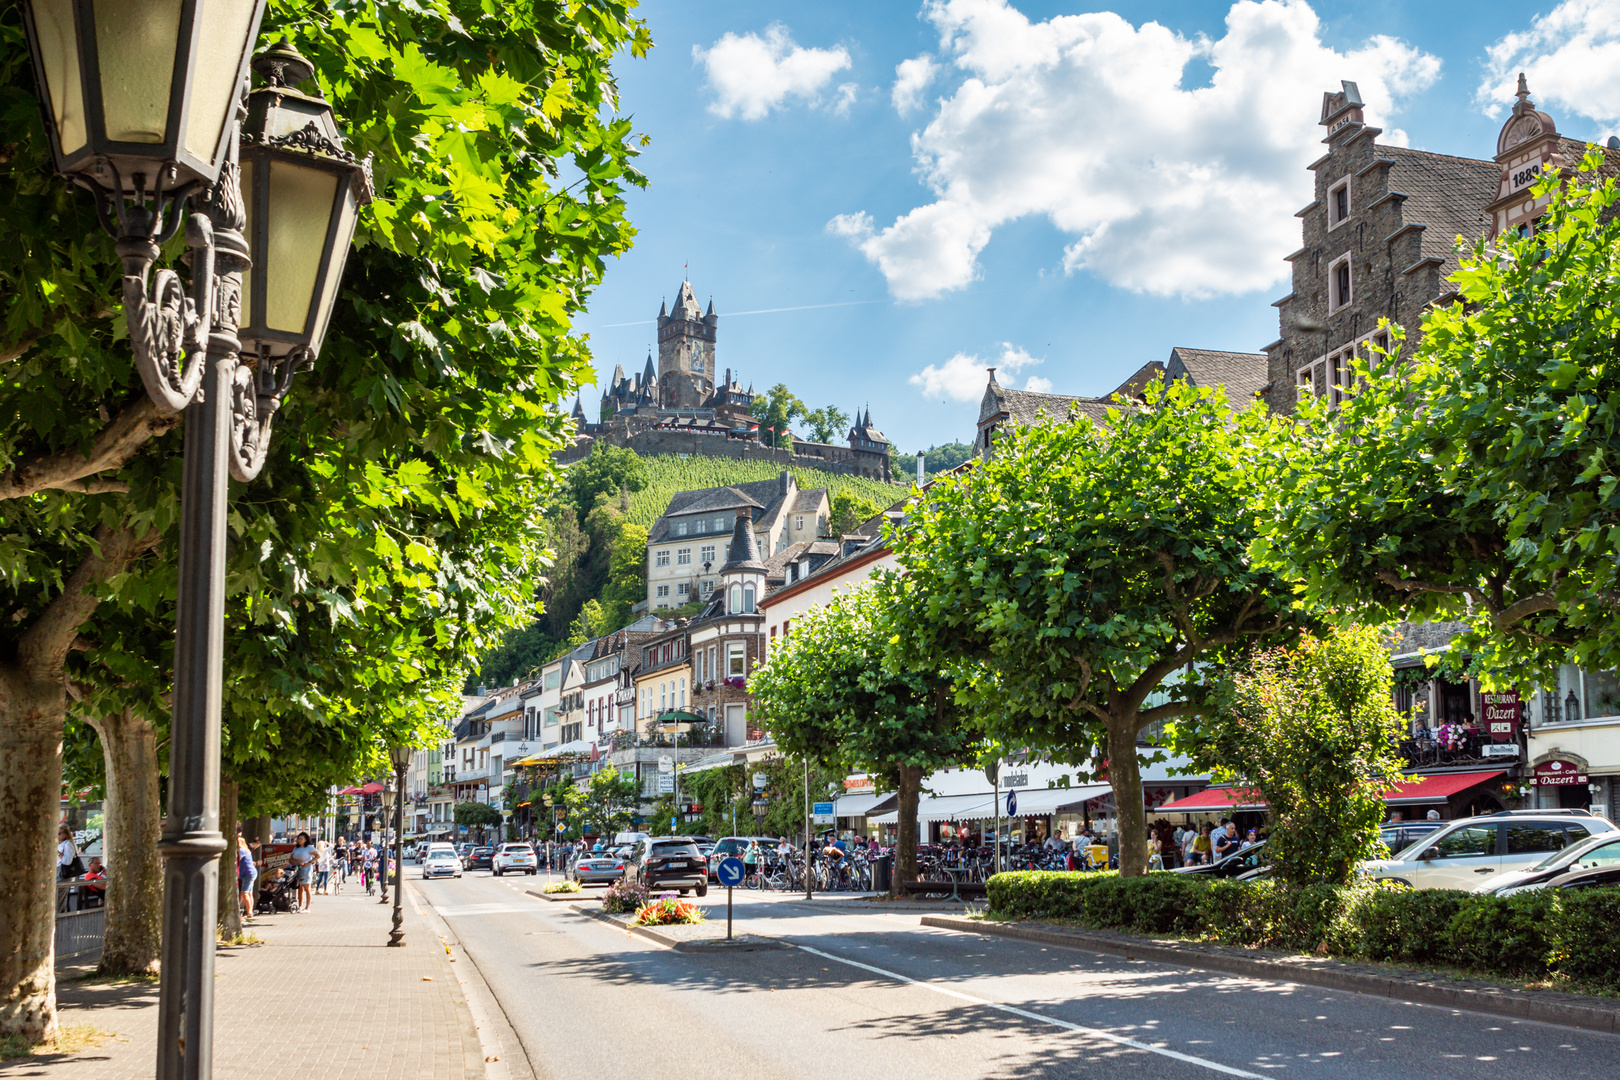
[465,845,495,871]
[627,836,708,896]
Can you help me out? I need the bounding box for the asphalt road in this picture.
[412,870,1620,1080]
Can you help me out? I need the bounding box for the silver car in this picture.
[1359,810,1613,890]
[568,850,626,885]
[1477,831,1620,895]
[422,850,462,879]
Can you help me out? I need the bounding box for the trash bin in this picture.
[870,854,893,893]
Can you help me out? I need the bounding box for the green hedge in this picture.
[985,871,1620,993]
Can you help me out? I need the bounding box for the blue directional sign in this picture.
[1006,790,1017,817]
[716,856,746,888]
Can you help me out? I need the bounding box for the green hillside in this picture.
[623,456,906,528]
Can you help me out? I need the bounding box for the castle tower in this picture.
[656,280,717,409]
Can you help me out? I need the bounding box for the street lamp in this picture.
[18,15,368,1080]
[378,778,394,905]
[389,744,412,947]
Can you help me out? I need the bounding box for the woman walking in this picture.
[237,835,258,918]
[290,832,317,911]
[316,840,333,894]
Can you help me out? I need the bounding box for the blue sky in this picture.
[572,0,1620,454]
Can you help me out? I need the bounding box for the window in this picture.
[679,678,686,707]
[1328,177,1350,228]
[655,549,670,568]
[660,683,667,711]
[743,584,756,612]
[1329,253,1352,311]
[1505,824,1569,856]
[713,516,726,532]
[674,521,687,537]
[655,584,670,599]
[677,547,692,565]
[676,582,690,597]
[729,584,742,613]
[1575,839,1620,869]
[727,643,746,676]
[700,544,716,565]
[1434,825,1497,859]
[782,619,791,637]
[700,578,715,595]
[794,514,805,531]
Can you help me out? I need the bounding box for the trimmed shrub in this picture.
[1549,889,1620,992]
[1342,884,1463,965]
[1447,891,1556,978]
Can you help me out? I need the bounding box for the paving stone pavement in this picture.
[9,881,486,1079]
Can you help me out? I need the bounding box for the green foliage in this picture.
[1255,154,1620,685]
[888,377,1309,875]
[618,456,900,529]
[827,491,883,536]
[455,802,502,828]
[985,872,1620,993]
[802,406,850,444]
[748,384,806,449]
[567,442,649,522]
[919,441,975,478]
[582,766,642,836]
[1183,627,1406,886]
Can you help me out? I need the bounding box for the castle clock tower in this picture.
[656,280,717,409]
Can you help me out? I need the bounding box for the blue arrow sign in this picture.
[1006,790,1017,817]
[716,856,746,888]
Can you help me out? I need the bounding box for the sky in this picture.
[571,0,1620,454]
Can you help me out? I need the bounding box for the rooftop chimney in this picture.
[916,450,925,485]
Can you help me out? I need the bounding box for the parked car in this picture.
[614,831,651,848]
[626,836,708,896]
[1170,840,1268,879]
[492,843,538,876]
[1478,831,1620,895]
[1377,821,1444,858]
[1359,810,1614,890]
[569,850,627,885]
[422,849,462,879]
[465,845,496,871]
[706,836,779,881]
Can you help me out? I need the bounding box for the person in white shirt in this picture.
[56,826,79,881]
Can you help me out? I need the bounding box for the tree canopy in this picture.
[887,379,1310,875]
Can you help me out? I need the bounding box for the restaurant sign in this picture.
[843,774,875,794]
[1480,691,1521,743]
[1532,758,1590,787]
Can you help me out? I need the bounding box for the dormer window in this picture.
[1328,177,1350,229]
[1329,254,1352,311]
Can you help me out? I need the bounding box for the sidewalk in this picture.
[9,882,486,1078]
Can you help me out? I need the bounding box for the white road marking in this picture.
[797,944,1266,1080]
[435,904,535,916]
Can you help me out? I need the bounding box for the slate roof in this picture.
[648,473,825,545]
[720,508,766,573]
[1166,348,1269,412]
[1383,147,1499,275]
[991,387,1116,428]
[1110,361,1165,399]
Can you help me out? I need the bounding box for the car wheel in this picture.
[493,867,502,877]
[678,889,689,896]
[696,884,707,897]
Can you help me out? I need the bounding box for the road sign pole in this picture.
[727,886,733,940]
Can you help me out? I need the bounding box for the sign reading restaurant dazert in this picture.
[1481,691,1521,742]
[1532,759,1590,786]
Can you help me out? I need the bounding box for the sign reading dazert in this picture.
[1481,691,1521,742]
[1532,759,1590,787]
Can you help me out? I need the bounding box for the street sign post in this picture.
[812,801,835,825]
[717,856,746,940]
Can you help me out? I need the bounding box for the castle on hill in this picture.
[560,280,896,481]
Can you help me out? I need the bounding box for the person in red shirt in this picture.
[82,856,107,907]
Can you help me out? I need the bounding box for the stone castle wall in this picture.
[557,422,893,481]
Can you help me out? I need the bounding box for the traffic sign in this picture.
[1006,790,1017,817]
[716,857,746,887]
[555,821,565,833]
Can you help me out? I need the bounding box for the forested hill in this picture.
[470,451,906,689]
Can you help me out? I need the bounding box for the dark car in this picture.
[1171,840,1267,879]
[627,836,708,896]
[465,845,495,871]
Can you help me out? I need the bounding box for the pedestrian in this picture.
[316,840,333,894]
[1240,828,1259,851]
[236,835,257,919]
[1426,809,1441,821]
[290,831,317,910]
[1191,823,1213,866]
[1214,822,1240,861]
[333,836,348,889]
[362,841,379,894]
[56,826,82,881]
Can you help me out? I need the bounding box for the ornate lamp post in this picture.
[378,778,394,905]
[21,9,369,1080]
[388,744,411,946]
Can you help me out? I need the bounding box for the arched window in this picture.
[743,584,756,613]
[729,583,742,612]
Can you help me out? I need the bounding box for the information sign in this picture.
[812,801,835,825]
[659,774,675,794]
[1006,790,1018,817]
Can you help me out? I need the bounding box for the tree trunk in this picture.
[216,778,241,941]
[892,763,924,896]
[87,709,163,976]
[0,672,65,1043]
[1108,716,1149,876]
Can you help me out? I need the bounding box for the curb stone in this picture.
[920,916,1620,1036]
[570,903,790,952]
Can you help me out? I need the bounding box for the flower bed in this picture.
[601,878,649,914]
[986,871,1620,993]
[541,879,582,894]
[633,894,706,926]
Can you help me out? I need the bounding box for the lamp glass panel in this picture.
[265,158,336,334]
[182,0,259,165]
[93,0,183,145]
[238,160,254,329]
[306,183,357,354]
[31,0,87,156]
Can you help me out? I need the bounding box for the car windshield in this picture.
[427,853,456,862]
[1530,832,1618,871]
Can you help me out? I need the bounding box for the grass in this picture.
[217,931,263,946]
[542,879,582,894]
[1,1023,113,1060]
[62,970,159,985]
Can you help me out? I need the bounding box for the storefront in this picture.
[1157,769,1514,825]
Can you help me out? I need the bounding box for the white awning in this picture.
[867,784,1110,825]
[834,792,895,818]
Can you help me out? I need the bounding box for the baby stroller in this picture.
[255,871,297,915]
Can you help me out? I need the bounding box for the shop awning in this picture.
[1157,787,1263,813]
[525,740,593,762]
[834,792,896,818]
[869,785,1115,826]
[681,752,742,775]
[337,786,364,795]
[1003,784,1112,814]
[1385,770,1506,805]
[358,782,384,795]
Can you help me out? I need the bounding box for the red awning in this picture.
[337,786,363,795]
[358,782,385,794]
[1157,787,1265,812]
[1158,771,1507,813]
[1384,770,1506,805]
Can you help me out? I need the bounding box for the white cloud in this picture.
[830,0,1439,301]
[693,25,853,121]
[1023,375,1054,393]
[893,56,940,115]
[909,343,1042,401]
[1479,0,1620,132]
